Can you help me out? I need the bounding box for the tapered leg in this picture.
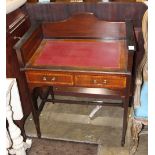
[121,97,129,146]
[50,86,55,104]
[30,88,41,138]
[15,117,27,141]
[38,87,51,114]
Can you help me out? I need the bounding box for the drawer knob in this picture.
[51,77,56,81]
[93,79,97,84]
[103,80,107,84]
[42,76,47,81]
[13,36,21,40]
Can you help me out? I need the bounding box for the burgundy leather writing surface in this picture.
[34,40,121,69]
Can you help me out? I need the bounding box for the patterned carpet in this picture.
[27,138,98,155]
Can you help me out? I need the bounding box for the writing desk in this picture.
[14,13,136,146]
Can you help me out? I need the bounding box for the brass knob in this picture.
[42,76,47,81]
[103,80,107,84]
[13,36,21,40]
[93,79,97,84]
[51,77,56,81]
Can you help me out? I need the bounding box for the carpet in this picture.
[27,138,98,155]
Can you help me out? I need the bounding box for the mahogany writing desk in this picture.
[14,13,136,146]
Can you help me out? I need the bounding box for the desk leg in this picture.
[15,117,28,141]
[29,87,41,138]
[38,87,51,114]
[50,86,55,104]
[121,96,129,146]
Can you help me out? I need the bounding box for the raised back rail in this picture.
[42,12,126,39]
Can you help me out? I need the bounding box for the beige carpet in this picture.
[25,100,147,155]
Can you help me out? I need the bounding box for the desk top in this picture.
[15,13,136,74]
[28,39,127,71]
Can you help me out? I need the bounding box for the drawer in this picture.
[26,71,73,86]
[75,74,126,89]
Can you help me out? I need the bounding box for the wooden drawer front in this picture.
[26,71,73,86]
[75,74,126,89]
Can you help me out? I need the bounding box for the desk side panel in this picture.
[21,26,43,65]
[14,24,43,67]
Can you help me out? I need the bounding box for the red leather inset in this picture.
[34,40,121,69]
